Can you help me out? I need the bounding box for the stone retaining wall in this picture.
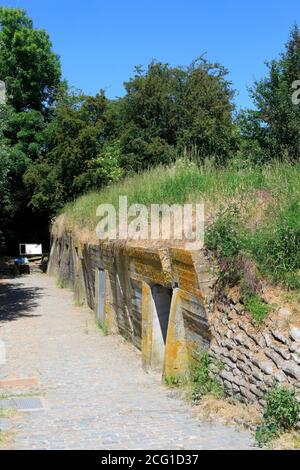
[210,295,300,404]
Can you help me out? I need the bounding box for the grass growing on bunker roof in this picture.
[57,158,300,291]
[60,159,299,229]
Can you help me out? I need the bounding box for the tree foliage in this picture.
[0,105,13,251]
[240,24,300,162]
[23,57,237,216]
[121,58,236,171]
[24,90,124,215]
[2,7,299,255]
[0,6,61,113]
[0,7,61,251]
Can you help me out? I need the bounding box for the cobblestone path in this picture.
[0,274,254,450]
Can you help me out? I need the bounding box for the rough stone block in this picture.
[224,380,233,391]
[290,327,300,343]
[274,370,287,384]
[223,339,236,351]
[222,356,237,370]
[220,369,234,383]
[271,329,289,345]
[236,360,252,375]
[240,386,256,402]
[262,332,272,347]
[235,333,254,350]
[290,343,300,354]
[259,361,274,376]
[249,384,264,398]
[292,353,300,365]
[265,349,284,369]
[248,332,266,349]
[252,367,264,382]
[282,361,300,381]
[270,344,290,361]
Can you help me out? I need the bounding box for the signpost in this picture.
[19,244,43,256]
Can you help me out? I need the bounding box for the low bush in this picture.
[206,193,300,319]
[255,387,300,447]
[255,423,278,447]
[206,204,242,259]
[163,351,223,402]
[243,293,270,323]
[191,351,223,403]
[164,375,188,387]
[263,387,299,432]
[254,200,300,289]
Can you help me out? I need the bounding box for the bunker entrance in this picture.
[151,285,172,344]
[96,268,106,325]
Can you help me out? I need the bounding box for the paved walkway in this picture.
[0,274,254,450]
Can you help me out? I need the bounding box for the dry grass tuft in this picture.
[0,430,15,449]
[271,431,300,450]
[194,394,261,429]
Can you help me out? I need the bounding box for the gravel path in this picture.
[0,274,254,450]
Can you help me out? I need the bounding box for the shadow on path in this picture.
[0,279,44,323]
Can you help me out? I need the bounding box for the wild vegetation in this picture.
[1,6,300,450]
[59,158,300,300]
[0,7,299,299]
[256,387,300,447]
[1,7,300,262]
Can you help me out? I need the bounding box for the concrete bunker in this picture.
[49,237,212,384]
[48,234,300,406]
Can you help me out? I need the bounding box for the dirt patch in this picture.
[0,430,15,450]
[271,431,300,450]
[194,394,261,430]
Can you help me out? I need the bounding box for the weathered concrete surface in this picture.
[0,274,254,450]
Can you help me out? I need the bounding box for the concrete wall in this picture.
[48,235,215,378]
[48,234,300,405]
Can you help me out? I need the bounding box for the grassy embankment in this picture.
[58,158,300,298]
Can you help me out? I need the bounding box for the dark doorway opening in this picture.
[151,285,172,344]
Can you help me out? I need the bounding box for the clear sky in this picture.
[2,0,300,109]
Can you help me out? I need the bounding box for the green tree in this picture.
[121,62,182,170]
[120,58,236,171]
[0,7,62,252]
[176,57,236,162]
[243,24,300,161]
[0,105,13,251]
[0,7,61,113]
[0,8,238,251]
[24,89,123,215]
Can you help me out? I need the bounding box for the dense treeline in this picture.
[0,7,300,253]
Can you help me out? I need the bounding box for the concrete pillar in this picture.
[142,282,167,371]
[142,282,154,370]
[104,270,118,334]
[94,268,118,334]
[163,289,189,380]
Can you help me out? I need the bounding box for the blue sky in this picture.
[2,0,300,109]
